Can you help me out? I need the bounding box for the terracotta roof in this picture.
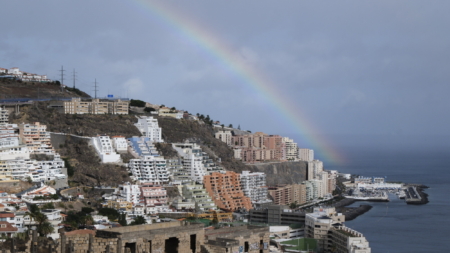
[0,222,18,232]
[0,212,14,218]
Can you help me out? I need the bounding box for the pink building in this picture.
[140,183,167,207]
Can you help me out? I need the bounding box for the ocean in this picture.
[322,145,450,252]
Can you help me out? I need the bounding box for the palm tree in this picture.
[37,221,54,237]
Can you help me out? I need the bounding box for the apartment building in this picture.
[249,204,306,226]
[305,207,343,252]
[230,132,285,163]
[91,135,121,163]
[128,155,169,184]
[140,183,167,207]
[0,124,19,149]
[240,171,271,204]
[111,136,128,153]
[203,171,252,212]
[134,116,163,142]
[172,143,207,183]
[115,183,141,205]
[19,122,54,155]
[307,160,323,180]
[0,107,8,124]
[298,149,314,162]
[328,226,371,253]
[215,130,232,146]
[166,158,190,184]
[181,183,217,211]
[268,184,306,206]
[282,137,298,160]
[127,136,160,157]
[304,207,370,253]
[63,98,129,115]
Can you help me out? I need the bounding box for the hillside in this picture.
[9,101,308,186]
[0,78,89,99]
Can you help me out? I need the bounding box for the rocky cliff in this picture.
[247,161,308,185]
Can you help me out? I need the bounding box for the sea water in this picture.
[324,146,450,252]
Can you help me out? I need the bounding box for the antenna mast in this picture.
[59,65,65,92]
[72,69,77,89]
[93,79,99,99]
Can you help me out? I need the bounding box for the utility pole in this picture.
[59,65,65,92]
[72,69,77,89]
[93,79,99,99]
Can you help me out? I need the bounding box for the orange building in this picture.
[268,184,306,206]
[203,171,252,212]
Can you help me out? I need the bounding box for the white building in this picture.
[134,116,163,142]
[0,124,19,149]
[282,137,298,160]
[115,183,141,205]
[36,154,67,181]
[92,135,122,163]
[180,184,217,211]
[298,148,314,162]
[128,156,169,184]
[307,160,323,180]
[215,130,232,146]
[240,171,271,204]
[0,107,9,125]
[111,136,128,153]
[172,143,206,183]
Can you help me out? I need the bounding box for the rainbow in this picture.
[128,0,345,164]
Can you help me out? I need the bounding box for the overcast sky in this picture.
[2,0,450,154]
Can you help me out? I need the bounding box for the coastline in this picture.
[332,198,373,221]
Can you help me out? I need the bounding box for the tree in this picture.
[40,202,55,210]
[130,216,146,226]
[144,107,155,113]
[37,221,54,237]
[81,207,95,214]
[238,124,241,130]
[130,99,146,107]
[98,208,120,221]
[118,213,127,226]
[221,124,224,130]
[228,124,233,128]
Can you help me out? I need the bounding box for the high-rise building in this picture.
[203,171,252,212]
[19,122,54,155]
[282,137,298,160]
[240,171,271,204]
[298,149,314,162]
[128,156,169,184]
[268,184,306,206]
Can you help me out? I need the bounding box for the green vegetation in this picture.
[25,205,54,237]
[98,207,120,221]
[130,99,146,107]
[129,216,146,226]
[33,194,59,201]
[144,107,156,112]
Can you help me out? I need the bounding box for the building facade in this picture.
[134,116,163,142]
